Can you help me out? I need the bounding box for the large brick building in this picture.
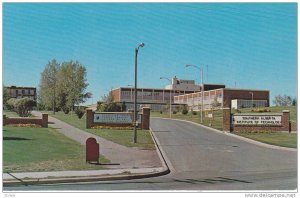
[110,77,225,111]
[109,76,269,112]
[174,88,270,111]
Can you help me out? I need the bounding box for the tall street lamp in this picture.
[160,77,172,118]
[133,42,145,144]
[185,64,204,123]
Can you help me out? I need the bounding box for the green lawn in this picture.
[234,132,297,148]
[151,110,223,130]
[48,111,155,150]
[3,126,109,173]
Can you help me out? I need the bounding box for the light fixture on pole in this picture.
[160,77,172,118]
[133,42,145,144]
[185,64,204,123]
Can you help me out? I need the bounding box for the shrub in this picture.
[159,111,163,114]
[75,108,85,119]
[191,110,197,115]
[62,107,70,114]
[99,102,121,112]
[181,108,188,115]
[6,98,17,111]
[173,111,177,114]
[14,98,35,117]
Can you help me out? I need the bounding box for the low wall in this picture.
[3,114,48,128]
[223,108,291,132]
[86,107,150,130]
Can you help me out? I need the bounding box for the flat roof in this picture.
[174,88,270,97]
[112,87,197,92]
[7,86,36,89]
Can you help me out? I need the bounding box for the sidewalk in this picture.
[3,111,169,186]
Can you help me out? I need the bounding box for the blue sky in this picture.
[3,3,297,105]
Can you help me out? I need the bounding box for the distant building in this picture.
[110,77,226,111]
[164,76,225,92]
[7,86,37,101]
[174,88,270,111]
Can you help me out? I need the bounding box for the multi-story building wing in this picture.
[7,86,37,101]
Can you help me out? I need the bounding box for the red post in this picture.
[86,137,99,163]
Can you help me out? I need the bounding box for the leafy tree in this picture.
[3,86,11,108]
[292,98,297,106]
[56,61,90,112]
[98,92,122,112]
[273,95,293,106]
[39,59,91,114]
[39,59,59,114]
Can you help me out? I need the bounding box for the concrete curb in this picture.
[152,117,297,152]
[149,128,174,173]
[4,129,170,187]
[3,167,166,186]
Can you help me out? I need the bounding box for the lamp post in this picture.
[249,92,254,108]
[133,42,145,144]
[160,77,172,118]
[185,64,204,123]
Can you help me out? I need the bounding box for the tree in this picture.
[56,61,90,112]
[39,59,59,114]
[273,95,293,106]
[3,86,11,109]
[38,59,91,114]
[98,92,122,112]
[292,98,297,106]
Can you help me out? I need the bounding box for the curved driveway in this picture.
[150,118,297,190]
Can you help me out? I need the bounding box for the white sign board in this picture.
[233,115,282,126]
[94,113,141,124]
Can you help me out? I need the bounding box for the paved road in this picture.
[4,118,297,191]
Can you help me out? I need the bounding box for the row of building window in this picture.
[14,89,35,95]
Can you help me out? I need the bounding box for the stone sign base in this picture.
[223,108,291,132]
[86,107,150,130]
